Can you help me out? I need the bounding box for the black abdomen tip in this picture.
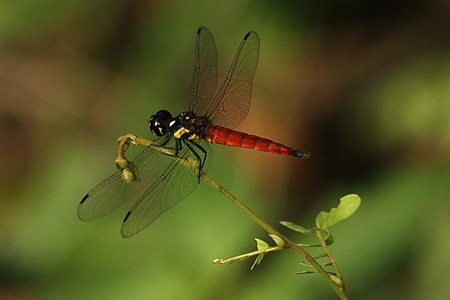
[292,150,310,159]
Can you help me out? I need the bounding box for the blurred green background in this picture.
[1,0,449,299]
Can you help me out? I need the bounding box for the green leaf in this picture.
[255,238,269,250]
[251,253,265,270]
[297,270,316,275]
[269,234,286,247]
[280,221,312,234]
[299,261,312,267]
[315,194,361,230]
[329,273,344,288]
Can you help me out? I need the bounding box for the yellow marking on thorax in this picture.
[189,134,200,140]
[173,127,200,140]
[173,127,200,141]
[173,127,189,139]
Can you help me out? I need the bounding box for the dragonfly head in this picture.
[149,110,173,136]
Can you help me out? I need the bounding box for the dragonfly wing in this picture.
[206,31,260,129]
[77,136,172,222]
[121,139,211,238]
[189,26,218,116]
[78,170,131,221]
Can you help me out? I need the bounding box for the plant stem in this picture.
[315,229,345,292]
[116,134,347,299]
[203,172,347,299]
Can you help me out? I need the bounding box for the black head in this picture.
[149,110,173,136]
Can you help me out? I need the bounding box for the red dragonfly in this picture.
[78,27,309,238]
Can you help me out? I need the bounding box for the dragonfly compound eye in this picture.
[149,110,173,136]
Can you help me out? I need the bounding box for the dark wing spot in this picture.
[123,211,132,222]
[80,194,89,204]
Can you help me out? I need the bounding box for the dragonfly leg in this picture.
[186,140,207,170]
[182,140,205,182]
[174,139,182,157]
[184,139,208,182]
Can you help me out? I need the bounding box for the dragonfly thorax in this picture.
[149,110,210,140]
[172,111,209,140]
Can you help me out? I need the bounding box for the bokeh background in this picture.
[1,1,449,299]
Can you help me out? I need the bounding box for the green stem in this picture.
[315,229,346,292]
[203,172,347,299]
[117,134,347,300]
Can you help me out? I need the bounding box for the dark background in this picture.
[1,1,449,299]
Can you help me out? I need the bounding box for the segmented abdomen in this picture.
[205,126,308,158]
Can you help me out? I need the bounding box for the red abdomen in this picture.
[205,126,309,158]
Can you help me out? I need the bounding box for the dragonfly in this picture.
[78,27,309,238]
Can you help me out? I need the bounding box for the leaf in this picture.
[269,234,286,247]
[297,270,316,275]
[329,273,344,288]
[315,194,361,230]
[280,221,312,234]
[251,253,265,270]
[255,238,269,250]
[299,261,312,267]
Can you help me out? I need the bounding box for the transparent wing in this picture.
[77,136,174,222]
[206,31,260,129]
[121,139,211,238]
[78,170,131,221]
[189,26,218,116]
